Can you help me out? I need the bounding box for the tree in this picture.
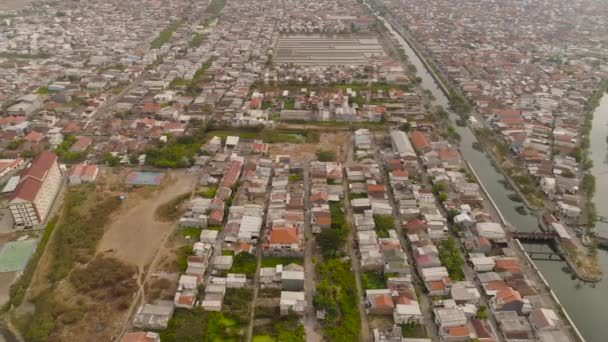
[401,122,411,132]
[317,228,346,258]
[316,150,337,162]
[438,193,448,202]
[103,153,121,166]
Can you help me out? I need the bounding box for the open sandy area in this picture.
[97,171,196,269]
[268,132,351,162]
[0,0,33,11]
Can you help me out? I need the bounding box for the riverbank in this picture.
[378,8,601,283]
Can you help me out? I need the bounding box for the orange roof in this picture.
[494,259,522,273]
[410,131,430,150]
[374,294,394,309]
[447,325,469,337]
[438,150,459,159]
[24,131,44,143]
[269,227,299,244]
[121,332,158,342]
[496,287,522,304]
[367,184,385,192]
[392,170,409,177]
[428,280,446,291]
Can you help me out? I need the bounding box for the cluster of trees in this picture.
[145,126,206,168]
[150,20,182,49]
[316,150,337,162]
[55,134,86,162]
[373,215,394,238]
[314,259,360,342]
[317,202,348,258]
[437,237,465,281]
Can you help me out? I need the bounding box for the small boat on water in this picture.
[515,205,527,215]
[472,142,483,151]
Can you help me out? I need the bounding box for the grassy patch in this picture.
[49,185,122,282]
[253,314,304,342]
[182,227,202,239]
[361,271,386,290]
[288,174,303,183]
[314,259,360,341]
[177,245,194,273]
[229,252,257,276]
[6,218,57,309]
[150,20,182,49]
[200,186,217,198]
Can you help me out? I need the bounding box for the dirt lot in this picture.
[98,170,196,270]
[0,0,33,11]
[268,132,351,162]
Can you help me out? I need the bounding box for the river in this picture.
[374,8,608,342]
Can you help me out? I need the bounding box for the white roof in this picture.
[395,302,422,315]
[225,136,240,146]
[476,222,506,239]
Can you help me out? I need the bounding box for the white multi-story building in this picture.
[9,152,62,227]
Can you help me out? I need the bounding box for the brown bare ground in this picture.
[97,170,196,270]
[0,0,33,11]
[268,132,351,162]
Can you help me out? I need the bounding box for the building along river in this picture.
[372,5,608,341]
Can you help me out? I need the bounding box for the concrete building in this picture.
[9,152,62,227]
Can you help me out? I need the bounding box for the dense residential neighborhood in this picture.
[0,0,607,341]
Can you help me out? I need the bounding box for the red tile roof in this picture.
[11,151,57,202]
[269,227,299,244]
[410,131,430,151]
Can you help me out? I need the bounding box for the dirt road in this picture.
[98,171,197,269]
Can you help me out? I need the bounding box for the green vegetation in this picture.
[261,256,303,268]
[317,150,337,162]
[317,202,348,258]
[373,215,394,238]
[7,138,24,150]
[150,20,182,49]
[162,309,242,342]
[200,186,218,198]
[229,252,257,275]
[348,192,367,201]
[36,87,49,95]
[6,219,57,309]
[189,32,205,48]
[177,245,194,273]
[361,271,386,290]
[401,321,428,338]
[288,174,303,183]
[314,259,360,341]
[145,125,206,168]
[23,256,136,341]
[253,314,304,342]
[437,237,464,281]
[49,186,122,282]
[476,305,488,320]
[155,192,190,222]
[55,134,86,163]
[103,152,121,166]
[223,288,254,323]
[449,91,472,116]
[283,98,295,110]
[182,227,202,239]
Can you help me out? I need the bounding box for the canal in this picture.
[374,8,608,342]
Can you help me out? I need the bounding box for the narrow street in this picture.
[373,143,439,341]
[342,137,371,342]
[302,163,322,342]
